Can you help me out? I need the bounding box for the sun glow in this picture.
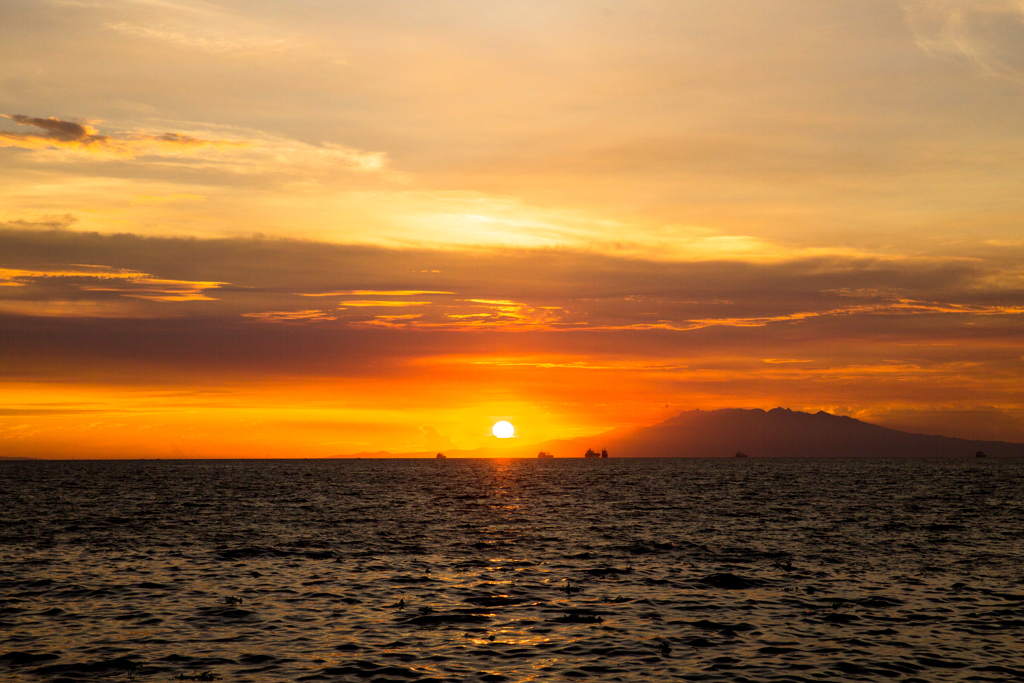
[492,421,515,439]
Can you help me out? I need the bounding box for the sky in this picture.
[2,0,1024,457]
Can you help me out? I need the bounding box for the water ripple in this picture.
[0,457,1022,681]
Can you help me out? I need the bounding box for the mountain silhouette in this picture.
[537,407,1024,458]
[338,408,1024,458]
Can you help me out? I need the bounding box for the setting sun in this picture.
[492,421,515,439]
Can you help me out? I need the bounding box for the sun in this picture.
[492,421,515,439]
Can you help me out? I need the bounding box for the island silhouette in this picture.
[338,407,1024,458]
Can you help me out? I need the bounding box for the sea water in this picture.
[1,457,1022,681]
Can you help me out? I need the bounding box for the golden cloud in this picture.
[300,290,454,297]
[241,310,337,323]
[0,266,226,303]
[338,300,433,308]
[0,115,243,159]
[903,0,1024,82]
[0,115,388,175]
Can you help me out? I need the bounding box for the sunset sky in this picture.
[2,0,1024,457]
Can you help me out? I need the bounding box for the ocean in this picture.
[1,457,1022,681]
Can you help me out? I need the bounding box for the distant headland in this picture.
[336,408,1024,459]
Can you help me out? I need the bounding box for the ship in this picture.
[584,448,610,458]
[975,450,987,458]
[537,451,554,459]
[436,453,446,459]
[735,451,749,458]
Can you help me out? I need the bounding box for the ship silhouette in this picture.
[584,448,609,458]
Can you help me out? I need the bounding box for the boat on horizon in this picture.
[436,453,446,459]
[584,448,609,458]
[735,451,749,458]
[538,451,554,459]
[975,450,986,458]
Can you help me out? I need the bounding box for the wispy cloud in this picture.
[345,298,569,331]
[299,290,453,297]
[356,313,423,328]
[130,193,206,204]
[241,309,336,323]
[0,115,389,174]
[0,114,241,158]
[470,358,689,372]
[104,21,300,55]
[903,0,1024,82]
[338,300,432,308]
[597,298,1024,332]
[0,265,225,304]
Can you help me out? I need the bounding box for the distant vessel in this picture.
[601,448,608,458]
[538,451,554,459]
[584,448,609,458]
[975,451,986,458]
[436,453,446,459]
[735,451,749,458]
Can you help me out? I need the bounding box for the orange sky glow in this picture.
[2,1,1024,457]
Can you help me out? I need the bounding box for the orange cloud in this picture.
[241,310,337,323]
[0,115,241,159]
[0,266,226,304]
[300,290,453,296]
[0,115,391,181]
[337,300,433,308]
[903,0,1024,83]
[348,299,567,331]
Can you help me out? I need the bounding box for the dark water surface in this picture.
[1,458,1022,682]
